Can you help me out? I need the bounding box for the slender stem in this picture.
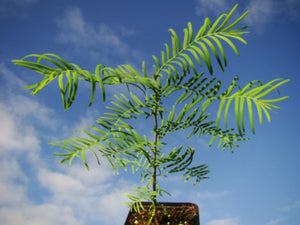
[153,115,158,204]
[152,73,159,225]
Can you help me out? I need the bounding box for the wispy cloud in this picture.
[0,102,40,153]
[0,160,28,206]
[0,67,79,225]
[264,200,300,225]
[37,164,135,225]
[281,200,300,212]
[0,203,82,225]
[244,0,279,30]
[0,94,57,164]
[194,0,299,32]
[56,6,132,49]
[207,217,240,225]
[195,0,232,16]
[266,217,284,225]
[244,0,300,27]
[55,6,139,64]
[0,92,56,163]
[0,63,138,225]
[0,63,26,91]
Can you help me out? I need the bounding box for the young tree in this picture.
[12,4,288,224]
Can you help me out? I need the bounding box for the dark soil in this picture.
[125,203,199,225]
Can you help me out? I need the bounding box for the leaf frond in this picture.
[152,4,248,79]
[216,78,290,134]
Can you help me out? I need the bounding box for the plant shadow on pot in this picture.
[124,202,200,225]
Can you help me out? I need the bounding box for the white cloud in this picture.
[0,108,85,224]
[37,161,114,200]
[0,157,88,225]
[194,0,277,24]
[244,0,278,28]
[38,169,86,195]
[0,162,28,206]
[68,109,100,138]
[264,200,300,225]
[96,179,136,224]
[195,0,232,16]
[0,203,82,225]
[8,95,57,129]
[194,0,299,32]
[0,63,142,225]
[281,200,300,212]
[0,182,26,206]
[54,5,144,66]
[0,64,57,154]
[0,63,26,91]
[55,6,135,54]
[0,63,117,225]
[207,217,240,225]
[0,99,133,224]
[244,0,300,29]
[0,101,40,154]
[37,165,136,225]
[0,93,58,164]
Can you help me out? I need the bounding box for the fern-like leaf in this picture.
[216,78,290,134]
[153,4,248,79]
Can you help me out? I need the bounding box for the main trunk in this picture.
[152,73,159,225]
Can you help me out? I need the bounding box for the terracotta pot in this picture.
[124,202,200,225]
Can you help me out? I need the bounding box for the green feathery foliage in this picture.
[12,4,289,223]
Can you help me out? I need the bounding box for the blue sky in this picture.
[0,0,299,225]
